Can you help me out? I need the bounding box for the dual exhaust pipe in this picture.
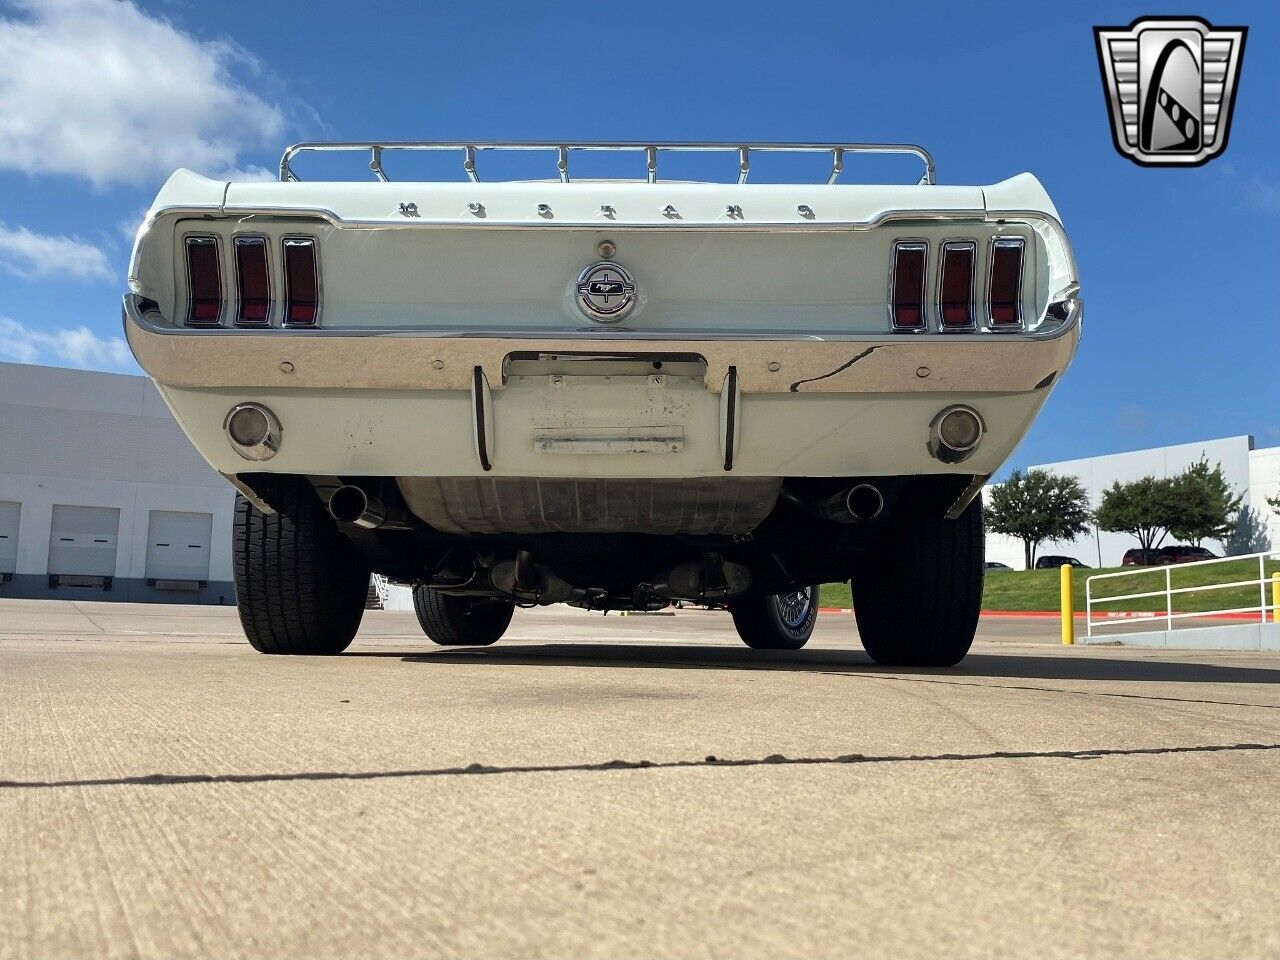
[327,484,388,529]
[820,483,885,523]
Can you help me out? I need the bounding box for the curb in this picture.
[818,607,1264,621]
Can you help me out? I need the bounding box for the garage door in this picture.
[47,505,120,577]
[144,511,213,582]
[0,501,18,573]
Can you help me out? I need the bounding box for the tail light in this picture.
[233,236,271,326]
[890,240,927,331]
[282,237,320,327]
[938,241,975,330]
[987,237,1025,329]
[183,236,222,327]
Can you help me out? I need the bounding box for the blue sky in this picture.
[0,0,1275,472]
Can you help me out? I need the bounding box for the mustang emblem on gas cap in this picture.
[575,261,637,323]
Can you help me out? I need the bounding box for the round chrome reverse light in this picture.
[575,260,637,323]
[938,407,983,451]
[224,402,281,461]
[929,405,985,464]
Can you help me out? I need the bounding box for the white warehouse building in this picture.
[1,360,1277,602]
[0,361,236,604]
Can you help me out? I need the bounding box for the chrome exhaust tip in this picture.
[327,484,387,529]
[844,483,885,521]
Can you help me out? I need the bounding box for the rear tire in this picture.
[730,585,818,650]
[851,493,984,667]
[233,485,370,655]
[413,586,514,646]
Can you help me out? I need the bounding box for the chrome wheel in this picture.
[773,586,814,630]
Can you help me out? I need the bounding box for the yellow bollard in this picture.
[1272,573,1279,624]
[1060,563,1074,645]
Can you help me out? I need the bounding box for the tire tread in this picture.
[232,483,369,655]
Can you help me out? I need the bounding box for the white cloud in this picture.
[0,222,112,281]
[0,0,285,187]
[214,165,278,183]
[0,316,134,370]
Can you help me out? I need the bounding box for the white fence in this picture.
[1085,550,1280,638]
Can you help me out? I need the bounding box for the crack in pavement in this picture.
[850,673,1280,712]
[3,741,1277,791]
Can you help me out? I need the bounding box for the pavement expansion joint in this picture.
[3,741,1278,791]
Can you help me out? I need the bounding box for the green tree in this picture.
[984,469,1093,569]
[1096,475,1178,553]
[1167,458,1242,546]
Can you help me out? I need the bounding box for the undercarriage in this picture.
[231,471,985,665]
[238,472,973,610]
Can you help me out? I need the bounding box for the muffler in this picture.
[490,550,576,605]
[653,552,752,603]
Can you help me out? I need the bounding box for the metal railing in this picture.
[278,140,937,186]
[1085,550,1280,637]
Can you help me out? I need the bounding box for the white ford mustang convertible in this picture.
[124,140,1080,665]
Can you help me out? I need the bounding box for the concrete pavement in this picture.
[2,598,1279,958]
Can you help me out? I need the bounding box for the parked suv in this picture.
[1034,555,1087,569]
[1159,545,1218,564]
[1122,548,1163,566]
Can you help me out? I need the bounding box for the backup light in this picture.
[224,403,281,461]
[928,405,985,464]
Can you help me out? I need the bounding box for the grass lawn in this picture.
[820,558,1280,613]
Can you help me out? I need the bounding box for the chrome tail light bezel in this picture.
[183,234,224,328]
[937,240,977,332]
[281,236,321,328]
[888,239,929,332]
[232,235,272,327]
[986,236,1026,331]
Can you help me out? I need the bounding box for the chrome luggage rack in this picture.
[278,140,936,186]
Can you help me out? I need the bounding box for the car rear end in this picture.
[122,141,1081,665]
[125,142,1079,506]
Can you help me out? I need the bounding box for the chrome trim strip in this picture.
[472,366,492,472]
[279,140,937,187]
[944,474,991,520]
[124,292,1083,346]
[722,366,739,472]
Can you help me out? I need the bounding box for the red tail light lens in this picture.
[184,236,222,327]
[890,241,927,331]
[938,242,975,329]
[282,237,319,327]
[233,237,271,326]
[988,237,1025,328]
